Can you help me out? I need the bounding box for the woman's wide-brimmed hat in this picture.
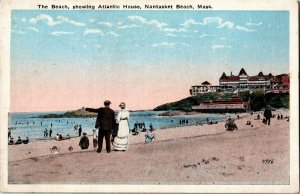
[119,102,126,108]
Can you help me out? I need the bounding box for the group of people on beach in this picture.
[43,128,53,138]
[179,119,189,125]
[81,100,131,153]
[8,136,29,145]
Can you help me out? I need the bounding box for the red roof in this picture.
[258,71,264,77]
[220,72,227,79]
[201,81,211,85]
[248,76,270,81]
[239,68,248,76]
[220,76,240,82]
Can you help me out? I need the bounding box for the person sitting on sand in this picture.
[8,137,15,145]
[59,134,66,140]
[22,137,29,144]
[246,121,251,125]
[132,128,139,135]
[208,119,213,125]
[225,118,238,131]
[55,134,60,141]
[15,136,22,145]
[145,128,155,144]
[254,114,260,120]
[79,132,89,150]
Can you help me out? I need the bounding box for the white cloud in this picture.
[152,42,189,48]
[83,28,104,36]
[200,17,223,25]
[152,42,176,47]
[235,26,255,32]
[107,31,120,37]
[218,21,234,29]
[56,16,85,27]
[161,27,186,33]
[27,27,39,32]
[182,17,235,30]
[166,33,176,37]
[180,19,200,27]
[118,24,138,29]
[212,44,231,50]
[199,34,210,38]
[245,22,263,26]
[98,21,113,27]
[21,18,26,22]
[128,15,167,29]
[29,14,85,27]
[51,31,75,36]
[29,14,62,26]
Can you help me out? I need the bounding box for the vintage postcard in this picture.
[0,0,299,193]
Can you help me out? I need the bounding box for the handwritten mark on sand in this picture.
[262,159,274,164]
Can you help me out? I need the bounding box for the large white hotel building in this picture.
[190,68,289,96]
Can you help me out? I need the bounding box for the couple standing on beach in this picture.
[84,100,130,153]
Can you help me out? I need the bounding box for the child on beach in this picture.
[92,130,98,151]
[145,128,155,144]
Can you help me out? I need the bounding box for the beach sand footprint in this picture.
[222,172,235,177]
[29,157,38,162]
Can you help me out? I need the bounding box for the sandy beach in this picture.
[8,109,290,184]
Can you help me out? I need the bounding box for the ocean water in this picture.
[8,111,226,140]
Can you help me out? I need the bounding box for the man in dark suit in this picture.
[85,100,116,153]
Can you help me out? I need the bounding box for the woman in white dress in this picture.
[113,102,130,151]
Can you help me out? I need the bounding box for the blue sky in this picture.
[10,11,290,111]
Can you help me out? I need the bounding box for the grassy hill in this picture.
[153,90,289,112]
[39,109,97,118]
